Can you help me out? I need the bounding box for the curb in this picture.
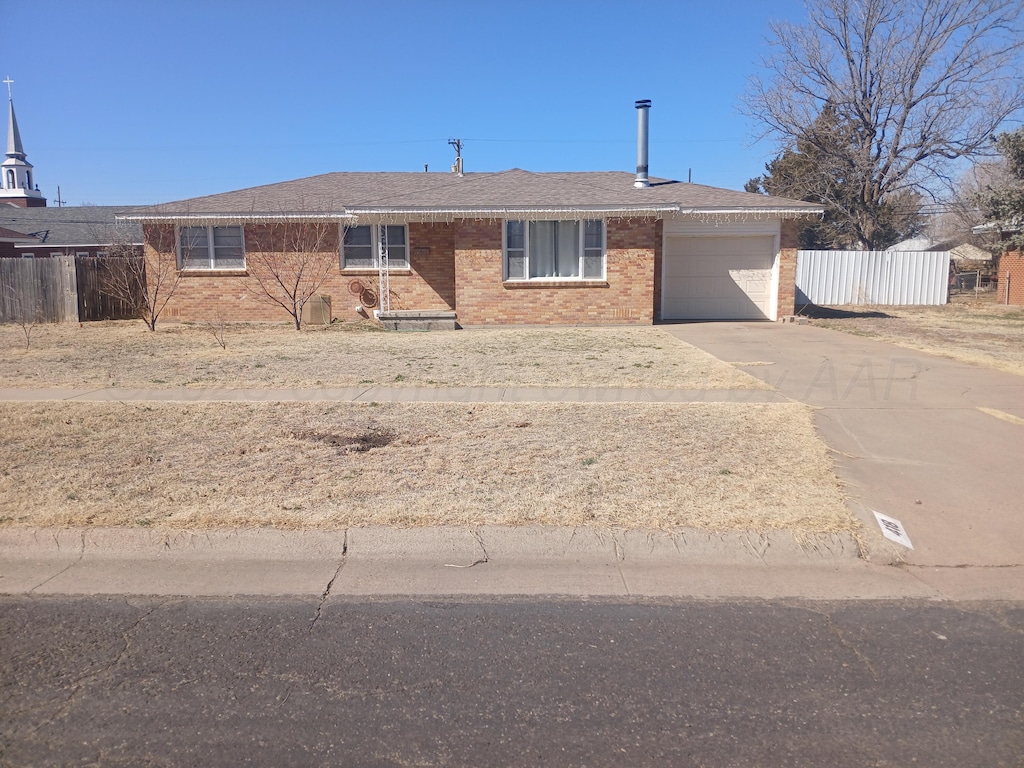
[0,525,908,600]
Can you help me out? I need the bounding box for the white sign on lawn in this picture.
[873,511,914,549]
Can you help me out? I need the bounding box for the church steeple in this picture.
[7,98,26,159]
[1,77,46,208]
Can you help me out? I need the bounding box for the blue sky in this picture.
[5,0,809,206]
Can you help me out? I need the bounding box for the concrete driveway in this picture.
[668,322,1024,593]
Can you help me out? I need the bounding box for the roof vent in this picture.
[634,100,651,189]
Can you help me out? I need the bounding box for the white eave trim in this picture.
[17,240,142,247]
[116,212,356,224]
[674,206,824,218]
[347,205,681,214]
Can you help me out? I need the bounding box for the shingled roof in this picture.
[0,206,144,246]
[122,169,822,223]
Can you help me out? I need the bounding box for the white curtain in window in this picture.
[557,221,580,277]
[530,221,555,277]
[529,221,579,278]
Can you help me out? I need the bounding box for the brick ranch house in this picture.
[121,168,822,325]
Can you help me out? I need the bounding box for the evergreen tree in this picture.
[974,128,1024,251]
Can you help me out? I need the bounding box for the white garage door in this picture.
[662,235,775,320]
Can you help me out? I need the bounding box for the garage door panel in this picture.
[662,235,775,321]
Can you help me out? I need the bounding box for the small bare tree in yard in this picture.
[103,223,183,331]
[242,218,339,330]
[3,285,43,349]
[744,0,1024,250]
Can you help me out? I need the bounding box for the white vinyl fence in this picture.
[796,250,950,306]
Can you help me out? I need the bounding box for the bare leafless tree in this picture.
[744,0,1024,249]
[103,223,183,331]
[241,218,339,330]
[3,285,43,349]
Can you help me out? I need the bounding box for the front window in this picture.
[178,225,245,270]
[342,224,408,269]
[504,220,604,280]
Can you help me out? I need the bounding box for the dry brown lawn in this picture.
[807,295,1024,377]
[0,321,767,390]
[0,400,855,536]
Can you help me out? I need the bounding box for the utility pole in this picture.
[448,139,463,176]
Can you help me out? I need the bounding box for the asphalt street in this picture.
[2,596,1023,767]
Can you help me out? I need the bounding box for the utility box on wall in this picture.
[302,295,332,325]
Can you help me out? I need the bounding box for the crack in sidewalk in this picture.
[902,563,1024,569]
[29,530,86,594]
[308,530,348,633]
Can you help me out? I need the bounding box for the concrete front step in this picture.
[377,310,458,331]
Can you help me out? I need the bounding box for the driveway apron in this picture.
[667,322,1024,570]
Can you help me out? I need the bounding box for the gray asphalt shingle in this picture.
[128,169,820,217]
[0,206,144,247]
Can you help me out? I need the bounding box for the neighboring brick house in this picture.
[122,169,820,326]
[1001,252,1024,306]
[0,206,144,258]
[0,225,35,257]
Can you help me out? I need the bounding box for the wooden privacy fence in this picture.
[75,257,145,321]
[796,250,950,306]
[0,256,144,324]
[0,255,78,323]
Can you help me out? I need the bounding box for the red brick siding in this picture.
[151,222,456,323]
[1001,252,1024,306]
[777,219,799,318]
[0,196,46,208]
[453,219,655,325]
[403,222,456,310]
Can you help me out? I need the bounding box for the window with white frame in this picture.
[504,220,604,280]
[342,224,408,269]
[177,225,245,270]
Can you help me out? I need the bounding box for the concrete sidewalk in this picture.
[0,385,787,403]
[670,322,1024,578]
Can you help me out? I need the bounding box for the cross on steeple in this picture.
[2,77,12,100]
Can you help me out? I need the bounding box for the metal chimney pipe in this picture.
[634,99,651,189]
